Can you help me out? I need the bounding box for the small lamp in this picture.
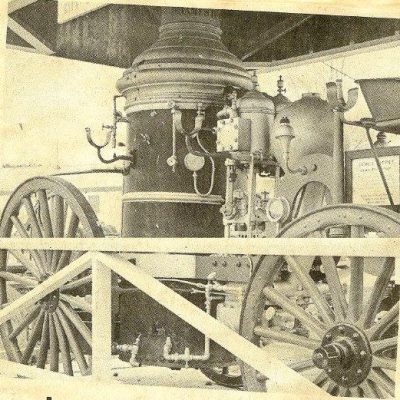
[275,117,314,175]
[275,117,295,156]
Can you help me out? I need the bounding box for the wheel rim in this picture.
[0,177,104,375]
[240,205,400,397]
[200,364,243,388]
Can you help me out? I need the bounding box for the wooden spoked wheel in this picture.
[240,205,399,398]
[201,363,243,388]
[0,177,104,375]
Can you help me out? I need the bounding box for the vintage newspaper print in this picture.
[1,1,400,399]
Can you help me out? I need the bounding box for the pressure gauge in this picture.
[265,197,290,223]
[184,153,205,172]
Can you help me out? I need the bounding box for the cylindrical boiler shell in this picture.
[122,108,225,237]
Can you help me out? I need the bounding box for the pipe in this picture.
[332,110,345,204]
[51,168,125,177]
[365,127,395,207]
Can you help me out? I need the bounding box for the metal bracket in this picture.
[326,79,358,112]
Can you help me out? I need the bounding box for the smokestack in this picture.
[117,7,253,114]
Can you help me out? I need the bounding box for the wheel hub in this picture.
[40,286,60,313]
[312,324,372,387]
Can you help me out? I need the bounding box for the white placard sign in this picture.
[352,155,400,205]
[58,1,108,24]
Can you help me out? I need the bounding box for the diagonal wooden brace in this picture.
[0,252,92,327]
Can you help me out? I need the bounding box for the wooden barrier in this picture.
[0,237,399,398]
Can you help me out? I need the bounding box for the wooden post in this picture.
[91,258,113,381]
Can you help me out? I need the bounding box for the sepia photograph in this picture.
[0,0,400,399]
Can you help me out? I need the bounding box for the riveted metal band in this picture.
[122,191,224,205]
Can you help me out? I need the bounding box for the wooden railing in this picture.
[0,237,399,398]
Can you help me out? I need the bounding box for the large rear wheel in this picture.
[240,205,399,397]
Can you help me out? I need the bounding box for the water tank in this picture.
[271,93,335,170]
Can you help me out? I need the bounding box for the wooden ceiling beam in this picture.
[8,0,37,14]
[7,17,54,55]
[244,33,400,72]
[241,14,313,61]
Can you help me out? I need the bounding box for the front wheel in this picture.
[0,177,104,376]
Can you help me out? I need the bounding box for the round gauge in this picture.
[184,153,206,172]
[265,197,290,223]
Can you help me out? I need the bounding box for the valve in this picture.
[85,95,135,173]
[326,79,358,113]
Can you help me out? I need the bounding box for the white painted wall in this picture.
[0,49,125,230]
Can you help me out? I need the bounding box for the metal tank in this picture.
[271,92,335,170]
[116,7,253,237]
[237,90,275,155]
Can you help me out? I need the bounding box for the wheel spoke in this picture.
[348,387,362,397]
[369,368,395,397]
[0,271,37,288]
[52,312,73,375]
[36,190,54,238]
[360,379,384,399]
[313,371,328,386]
[21,310,45,364]
[320,256,347,322]
[326,381,337,394]
[348,226,365,322]
[58,301,92,346]
[8,305,41,340]
[60,294,91,313]
[263,286,326,337]
[254,325,319,350]
[360,257,395,328]
[284,255,335,325]
[61,276,92,292]
[366,301,399,340]
[56,213,79,272]
[372,355,397,371]
[11,215,44,273]
[50,196,65,272]
[371,336,397,353]
[48,314,59,372]
[288,358,315,372]
[56,309,89,375]
[36,313,50,368]
[8,249,42,279]
[21,197,48,267]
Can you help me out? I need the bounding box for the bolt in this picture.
[352,332,359,338]
[327,368,332,373]
[357,369,362,374]
[325,333,332,341]
[341,376,347,382]
[222,261,228,267]
[236,261,242,268]
[338,326,345,333]
[360,350,366,357]
[212,260,218,267]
